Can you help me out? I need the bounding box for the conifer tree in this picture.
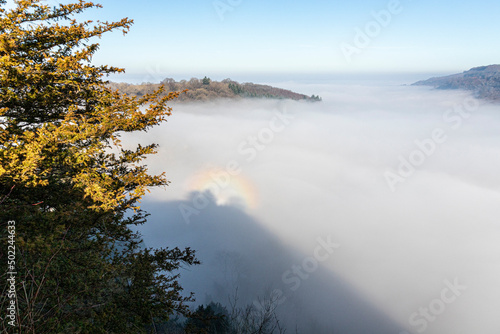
[0,1,198,332]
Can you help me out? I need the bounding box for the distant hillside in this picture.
[109,77,322,102]
[413,65,500,101]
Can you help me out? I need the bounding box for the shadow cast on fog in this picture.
[138,191,407,334]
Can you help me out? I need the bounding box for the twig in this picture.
[0,185,15,205]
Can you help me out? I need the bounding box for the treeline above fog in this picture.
[109,77,322,102]
[413,64,500,101]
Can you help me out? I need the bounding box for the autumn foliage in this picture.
[0,1,198,332]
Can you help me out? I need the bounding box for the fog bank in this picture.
[125,82,500,334]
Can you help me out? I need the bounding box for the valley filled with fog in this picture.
[123,80,500,334]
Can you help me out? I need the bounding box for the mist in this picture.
[123,80,500,333]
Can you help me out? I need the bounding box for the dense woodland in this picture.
[110,77,322,102]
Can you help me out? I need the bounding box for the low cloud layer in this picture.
[124,82,500,334]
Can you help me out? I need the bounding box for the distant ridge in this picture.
[109,77,322,102]
[413,65,500,101]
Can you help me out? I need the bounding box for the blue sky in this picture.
[58,0,500,81]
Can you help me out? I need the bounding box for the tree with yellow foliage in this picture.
[0,1,197,332]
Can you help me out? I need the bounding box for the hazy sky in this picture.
[69,0,500,80]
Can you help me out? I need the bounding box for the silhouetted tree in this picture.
[185,302,230,334]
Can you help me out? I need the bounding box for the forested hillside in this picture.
[413,65,500,101]
[109,77,322,102]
